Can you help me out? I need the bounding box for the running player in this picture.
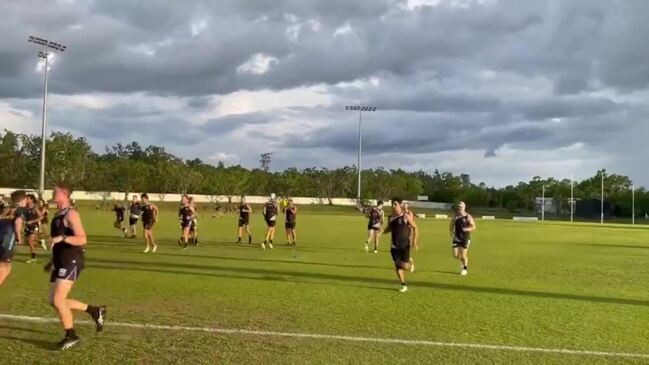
[285,199,298,246]
[24,194,43,263]
[140,194,158,253]
[45,183,106,350]
[383,198,419,293]
[237,195,253,244]
[112,203,127,237]
[38,199,50,250]
[450,201,476,276]
[403,202,419,268]
[188,196,198,245]
[0,190,27,286]
[178,195,194,248]
[365,201,384,253]
[262,194,278,250]
[127,195,141,238]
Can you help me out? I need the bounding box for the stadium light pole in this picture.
[345,105,377,205]
[570,174,574,223]
[541,185,545,221]
[600,172,604,225]
[28,36,66,198]
[632,184,635,225]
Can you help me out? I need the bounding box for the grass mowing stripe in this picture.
[2,313,648,360]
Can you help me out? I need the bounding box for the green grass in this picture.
[1,209,648,364]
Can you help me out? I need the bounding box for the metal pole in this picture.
[632,184,635,225]
[541,185,545,221]
[357,110,362,205]
[600,173,604,224]
[570,175,574,222]
[39,55,49,198]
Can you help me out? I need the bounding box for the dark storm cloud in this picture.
[3,0,649,185]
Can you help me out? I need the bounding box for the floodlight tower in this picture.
[28,36,66,198]
[345,105,377,205]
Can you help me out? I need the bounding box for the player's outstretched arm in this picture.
[464,214,476,232]
[56,209,87,246]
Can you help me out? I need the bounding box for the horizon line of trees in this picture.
[1,130,648,216]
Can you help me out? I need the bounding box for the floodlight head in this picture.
[345,105,376,112]
[37,51,49,59]
[48,42,66,52]
[28,36,49,46]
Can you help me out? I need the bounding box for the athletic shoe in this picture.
[91,306,106,332]
[460,269,468,276]
[261,243,266,250]
[409,258,415,273]
[364,243,369,252]
[143,247,150,253]
[58,334,80,350]
[373,250,378,254]
[40,239,47,250]
[152,245,158,253]
[268,243,274,249]
[26,258,36,264]
[399,285,408,293]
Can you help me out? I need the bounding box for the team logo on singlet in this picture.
[58,268,67,277]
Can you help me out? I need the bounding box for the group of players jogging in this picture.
[365,198,476,292]
[113,192,299,253]
[0,186,474,350]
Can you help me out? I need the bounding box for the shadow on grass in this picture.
[83,257,649,307]
[577,243,649,250]
[0,335,55,350]
[153,252,384,271]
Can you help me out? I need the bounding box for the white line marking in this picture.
[1,313,648,359]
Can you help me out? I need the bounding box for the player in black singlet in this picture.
[140,193,159,253]
[45,183,106,350]
[188,196,198,245]
[127,195,142,238]
[178,195,194,249]
[0,190,27,286]
[262,194,279,250]
[237,195,253,244]
[112,203,127,237]
[38,198,50,250]
[383,198,419,293]
[365,201,384,253]
[285,199,298,246]
[24,194,43,263]
[449,201,476,276]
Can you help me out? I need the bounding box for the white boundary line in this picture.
[1,313,648,359]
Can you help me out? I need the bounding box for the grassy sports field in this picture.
[1,206,648,364]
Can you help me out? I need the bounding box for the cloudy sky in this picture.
[2,0,649,187]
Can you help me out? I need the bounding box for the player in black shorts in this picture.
[383,198,419,293]
[38,198,50,250]
[365,201,384,253]
[188,196,198,245]
[45,183,105,350]
[285,199,298,246]
[112,203,127,237]
[140,193,159,253]
[262,194,278,250]
[0,190,27,286]
[24,194,43,263]
[449,201,476,276]
[127,195,141,238]
[178,195,194,249]
[237,195,253,244]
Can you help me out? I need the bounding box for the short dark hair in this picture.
[377,200,383,206]
[141,193,149,199]
[10,190,27,204]
[55,182,73,196]
[391,197,403,205]
[26,193,37,202]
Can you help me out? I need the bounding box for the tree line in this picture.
[1,130,647,217]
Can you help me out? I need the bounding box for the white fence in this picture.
[512,216,539,222]
[0,188,452,209]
